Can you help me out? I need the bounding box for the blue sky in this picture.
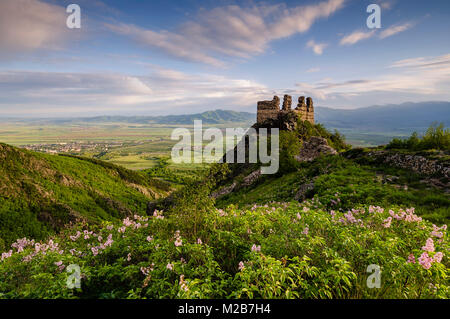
[0,0,449,116]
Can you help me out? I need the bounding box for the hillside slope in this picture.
[216,152,449,224]
[0,143,171,248]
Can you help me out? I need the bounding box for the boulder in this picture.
[294,182,315,201]
[295,136,337,162]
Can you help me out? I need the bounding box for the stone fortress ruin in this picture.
[256,95,314,125]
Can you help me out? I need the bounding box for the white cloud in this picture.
[0,69,272,116]
[378,1,395,10]
[339,30,376,45]
[106,0,345,66]
[306,67,321,73]
[340,21,414,46]
[294,53,450,106]
[0,0,70,59]
[307,40,327,55]
[379,22,413,39]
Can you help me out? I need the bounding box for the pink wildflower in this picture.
[418,252,433,270]
[302,227,309,235]
[422,238,435,252]
[179,275,188,292]
[383,217,392,228]
[251,244,261,252]
[433,252,444,263]
[91,247,99,256]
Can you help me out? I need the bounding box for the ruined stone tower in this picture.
[295,96,314,124]
[256,94,314,125]
[256,95,280,123]
[281,94,292,111]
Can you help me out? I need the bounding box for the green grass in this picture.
[217,156,449,224]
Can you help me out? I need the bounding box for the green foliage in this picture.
[59,154,171,191]
[387,123,450,151]
[145,157,200,185]
[1,202,447,299]
[170,163,230,237]
[217,155,449,225]
[278,131,302,174]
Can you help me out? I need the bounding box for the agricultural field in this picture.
[0,121,251,170]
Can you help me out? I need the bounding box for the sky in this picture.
[0,0,449,117]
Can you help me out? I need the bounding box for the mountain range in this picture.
[315,101,450,133]
[2,101,448,137]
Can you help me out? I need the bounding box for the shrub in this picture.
[1,201,447,299]
[387,123,450,151]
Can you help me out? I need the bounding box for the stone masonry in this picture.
[282,94,292,111]
[256,95,280,123]
[257,94,314,125]
[294,96,314,123]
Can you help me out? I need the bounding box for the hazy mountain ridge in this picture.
[3,102,448,134]
[8,109,256,125]
[315,101,450,133]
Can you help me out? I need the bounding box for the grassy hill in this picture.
[0,143,171,249]
[0,123,448,299]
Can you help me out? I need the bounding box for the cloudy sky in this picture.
[0,0,449,117]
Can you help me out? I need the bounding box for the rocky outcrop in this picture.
[242,169,261,187]
[295,136,337,162]
[211,182,237,199]
[364,151,449,178]
[211,169,262,199]
[294,182,315,201]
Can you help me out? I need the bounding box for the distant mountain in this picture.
[315,101,450,134]
[21,109,256,125]
[2,102,448,138]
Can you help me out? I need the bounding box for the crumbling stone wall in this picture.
[256,94,315,125]
[282,95,292,111]
[294,96,314,124]
[257,95,280,123]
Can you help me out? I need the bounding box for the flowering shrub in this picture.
[0,200,448,299]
